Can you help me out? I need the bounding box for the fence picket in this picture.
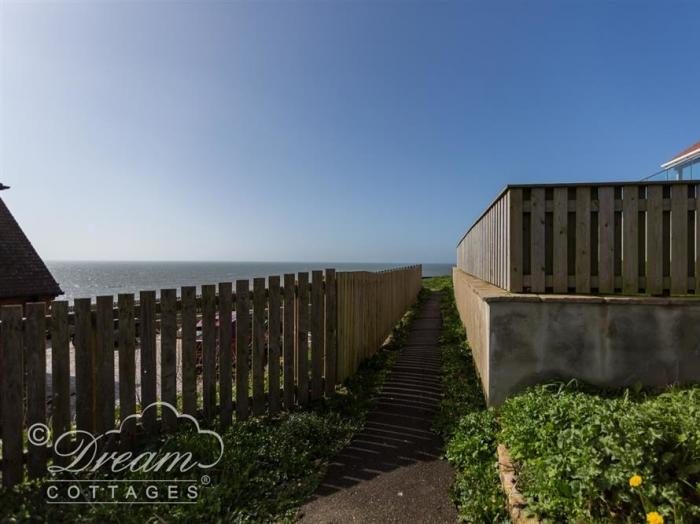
[252,278,266,415]
[118,294,136,442]
[139,291,157,432]
[552,187,568,293]
[575,187,592,293]
[181,286,197,416]
[235,279,250,420]
[324,268,337,395]
[296,272,310,405]
[268,276,281,413]
[202,285,217,421]
[51,301,70,463]
[160,289,177,429]
[74,298,94,433]
[25,302,47,478]
[95,296,115,434]
[530,188,545,292]
[311,270,323,400]
[218,282,234,427]
[1,306,23,486]
[671,184,689,294]
[283,274,295,410]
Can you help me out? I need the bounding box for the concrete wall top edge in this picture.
[455,268,700,307]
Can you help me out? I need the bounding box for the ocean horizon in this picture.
[46,261,453,302]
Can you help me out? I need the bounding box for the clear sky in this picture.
[1,0,699,263]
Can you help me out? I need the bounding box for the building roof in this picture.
[661,140,700,169]
[0,197,62,300]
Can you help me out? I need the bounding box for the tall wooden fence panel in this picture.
[336,265,422,381]
[457,182,699,296]
[0,265,422,486]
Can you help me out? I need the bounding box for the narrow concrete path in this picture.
[300,292,457,523]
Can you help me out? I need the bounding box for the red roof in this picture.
[662,140,700,168]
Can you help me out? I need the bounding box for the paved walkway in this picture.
[300,292,458,523]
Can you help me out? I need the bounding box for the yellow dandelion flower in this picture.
[646,511,664,524]
[629,474,642,487]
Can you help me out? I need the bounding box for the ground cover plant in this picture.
[500,384,700,523]
[0,291,428,523]
[424,276,700,524]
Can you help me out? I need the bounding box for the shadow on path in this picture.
[300,292,457,523]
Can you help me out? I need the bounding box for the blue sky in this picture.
[1,0,699,263]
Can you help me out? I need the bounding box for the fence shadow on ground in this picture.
[309,301,445,498]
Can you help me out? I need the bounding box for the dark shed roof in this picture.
[0,197,62,300]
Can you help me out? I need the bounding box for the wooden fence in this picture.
[0,265,421,486]
[457,182,700,295]
[336,265,423,381]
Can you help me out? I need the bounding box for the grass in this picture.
[424,275,700,524]
[0,291,428,523]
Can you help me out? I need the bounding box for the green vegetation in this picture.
[500,384,700,523]
[423,276,509,523]
[0,292,427,523]
[423,276,700,524]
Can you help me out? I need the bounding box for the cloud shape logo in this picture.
[32,401,225,475]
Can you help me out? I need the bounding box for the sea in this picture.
[46,261,453,302]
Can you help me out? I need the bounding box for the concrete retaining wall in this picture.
[453,267,700,405]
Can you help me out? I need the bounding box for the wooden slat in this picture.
[74,298,94,434]
[552,187,568,293]
[139,290,157,432]
[252,278,266,416]
[646,185,664,295]
[575,187,591,293]
[201,284,217,421]
[530,188,545,292]
[181,286,197,416]
[118,294,136,441]
[95,296,115,434]
[218,282,234,427]
[296,272,310,405]
[235,279,250,420]
[324,269,337,396]
[310,270,323,400]
[598,187,615,293]
[1,306,23,486]
[268,276,281,413]
[622,186,639,294]
[671,184,688,294]
[50,301,70,463]
[25,302,47,478]
[508,189,523,292]
[283,274,295,410]
[160,289,178,429]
